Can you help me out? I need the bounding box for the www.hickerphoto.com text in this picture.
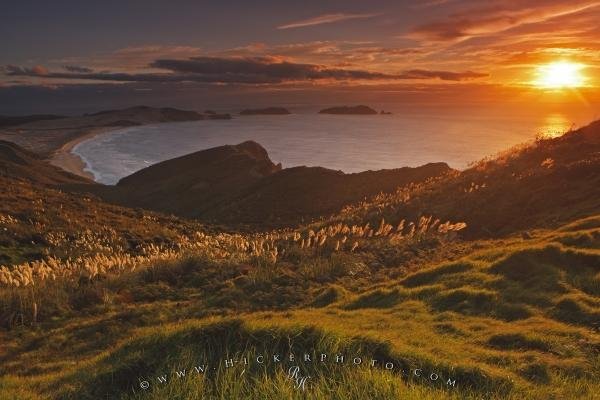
[137,352,458,391]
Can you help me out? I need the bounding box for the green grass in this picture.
[10,319,510,399]
[1,215,599,399]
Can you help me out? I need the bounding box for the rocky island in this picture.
[319,105,378,115]
[240,107,291,115]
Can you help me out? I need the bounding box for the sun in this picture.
[534,61,586,89]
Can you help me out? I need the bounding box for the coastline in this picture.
[0,107,237,183]
[49,127,115,181]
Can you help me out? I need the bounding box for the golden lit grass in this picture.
[0,210,465,330]
[0,175,215,268]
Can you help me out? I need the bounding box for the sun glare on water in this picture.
[534,61,586,89]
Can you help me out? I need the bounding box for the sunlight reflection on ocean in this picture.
[538,114,573,139]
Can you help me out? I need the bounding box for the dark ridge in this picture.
[116,140,279,189]
[205,163,452,225]
[72,141,284,220]
[85,106,205,121]
[72,141,450,226]
[85,105,154,116]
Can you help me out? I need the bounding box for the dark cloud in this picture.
[149,56,396,81]
[397,69,488,81]
[6,65,278,84]
[4,56,488,84]
[5,65,48,75]
[63,65,93,73]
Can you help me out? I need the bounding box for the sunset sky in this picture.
[2,0,600,114]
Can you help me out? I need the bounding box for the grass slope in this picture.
[0,174,207,266]
[333,120,600,238]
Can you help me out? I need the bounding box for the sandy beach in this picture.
[49,127,114,181]
[0,106,215,183]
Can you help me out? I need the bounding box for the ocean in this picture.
[73,109,592,184]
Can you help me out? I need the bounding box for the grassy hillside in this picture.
[0,214,598,399]
[0,140,89,185]
[332,121,600,238]
[0,122,599,399]
[0,171,209,267]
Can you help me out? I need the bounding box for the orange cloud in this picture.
[409,1,600,42]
